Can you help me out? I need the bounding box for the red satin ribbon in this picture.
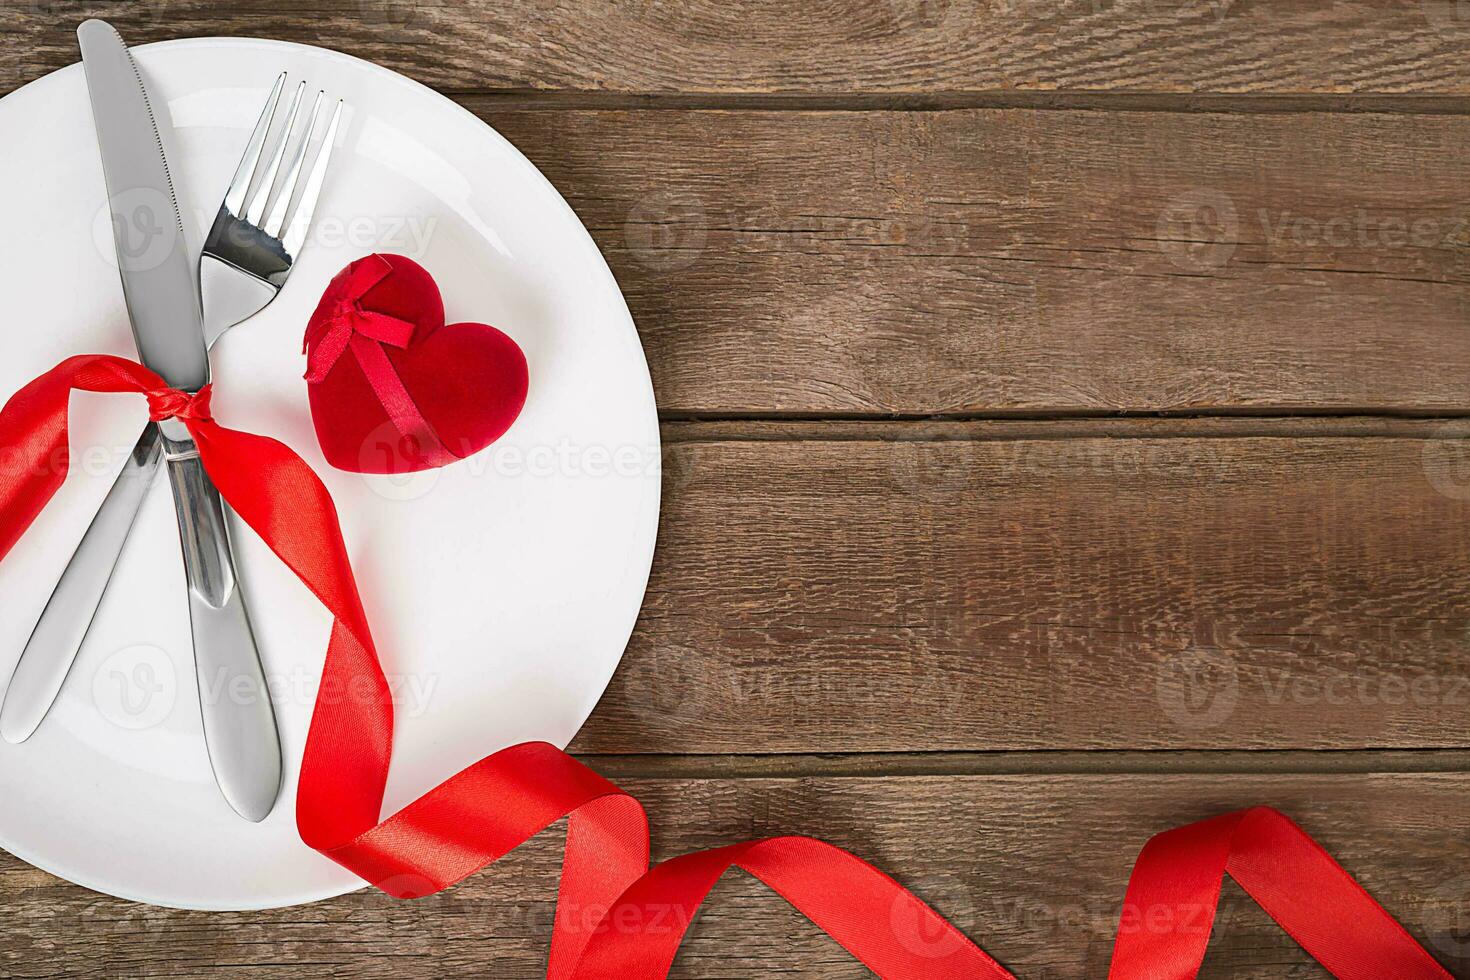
[303,255,455,467]
[0,355,1452,980]
[1108,806,1451,980]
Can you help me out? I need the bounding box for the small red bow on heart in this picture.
[303,253,529,474]
[302,253,457,469]
[302,255,417,384]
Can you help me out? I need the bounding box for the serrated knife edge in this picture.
[76,18,208,392]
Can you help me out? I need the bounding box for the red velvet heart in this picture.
[304,253,528,474]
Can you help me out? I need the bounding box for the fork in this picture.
[0,76,343,787]
[201,75,343,343]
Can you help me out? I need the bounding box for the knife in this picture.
[10,20,283,821]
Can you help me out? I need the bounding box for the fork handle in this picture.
[158,418,282,822]
[200,254,278,348]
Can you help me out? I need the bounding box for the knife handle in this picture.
[158,419,281,822]
[0,424,163,745]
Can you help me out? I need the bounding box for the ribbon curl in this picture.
[0,355,1452,979]
[1109,806,1451,980]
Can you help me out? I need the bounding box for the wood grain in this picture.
[9,0,1470,96]
[1,4,1465,976]
[10,54,1470,413]
[481,105,1470,415]
[2,770,1464,978]
[573,420,1470,753]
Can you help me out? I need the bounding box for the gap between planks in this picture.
[457,91,1470,116]
[577,749,1470,780]
[660,416,1470,443]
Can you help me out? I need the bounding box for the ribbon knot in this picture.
[303,257,417,384]
[145,384,212,424]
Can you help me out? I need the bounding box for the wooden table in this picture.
[4,3,1470,977]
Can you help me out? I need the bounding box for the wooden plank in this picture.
[9,1,1470,96]
[573,420,1470,753]
[7,90,1470,414]
[480,106,1470,415]
[2,770,1463,978]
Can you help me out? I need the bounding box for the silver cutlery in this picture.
[201,73,342,344]
[0,21,340,821]
[74,19,275,822]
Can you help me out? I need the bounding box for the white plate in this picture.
[0,38,659,910]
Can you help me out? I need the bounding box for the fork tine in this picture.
[223,73,285,216]
[280,99,343,259]
[244,81,305,227]
[263,90,325,238]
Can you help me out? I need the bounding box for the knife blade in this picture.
[76,21,207,391]
[43,20,282,821]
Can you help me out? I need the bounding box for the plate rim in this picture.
[0,34,659,911]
